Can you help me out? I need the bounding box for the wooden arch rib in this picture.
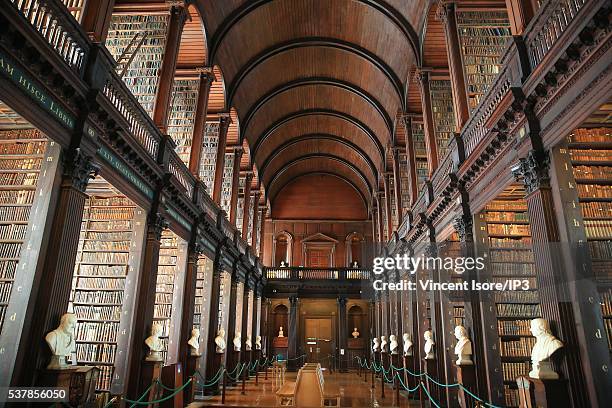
[259,137,378,189]
[208,65,227,113]
[250,110,385,166]
[253,115,383,172]
[177,4,208,68]
[205,0,420,69]
[267,158,372,205]
[241,78,394,136]
[225,38,405,111]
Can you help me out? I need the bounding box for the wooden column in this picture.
[80,0,115,43]
[204,246,225,393]
[437,1,470,130]
[376,193,384,243]
[337,296,348,372]
[505,0,538,35]
[391,147,403,226]
[179,243,203,374]
[287,295,299,370]
[513,150,590,408]
[15,150,99,385]
[212,114,232,204]
[225,270,242,381]
[259,207,268,258]
[241,173,254,240]
[416,69,439,175]
[229,147,244,225]
[152,4,188,133]
[402,115,419,204]
[241,276,251,365]
[125,213,168,397]
[383,176,393,236]
[251,192,261,248]
[188,68,215,176]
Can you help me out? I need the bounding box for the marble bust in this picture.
[144,324,164,362]
[380,335,388,353]
[255,335,262,350]
[529,318,563,379]
[389,335,399,354]
[188,328,201,356]
[215,329,226,354]
[402,333,413,356]
[454,326,473,365]
[245,335,252,351]
[278,326,284,337]
[424,330,435,360]
[233,332,242,351]
[352,328,360,338]
[372,337,380,352]
[45,313,77,369]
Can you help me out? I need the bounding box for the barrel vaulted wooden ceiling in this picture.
[138,0,432,210]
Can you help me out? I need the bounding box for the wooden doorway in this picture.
[304,318,333,368]
[307,249,331,267]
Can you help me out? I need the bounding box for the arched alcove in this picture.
[272,231,293,266]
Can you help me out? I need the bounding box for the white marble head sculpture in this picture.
[529,318,563,379]
[188,328,201,356]
[372,337,380,352]
[389,335,398,354]
[453,326,473,365]
[144,324,164,362]
[380,335,388,352]
[402,333,413,356]
[424,330,435,360]
[215,329,226,353]
[233,331,242,351]
[255,335,262,349]
[245,335,252,351]
[45,313,77,369]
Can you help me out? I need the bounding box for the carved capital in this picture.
[435,1,454,22]
[512,150,551,194]
[148,212,169,240]
[218,113,232,130]
[192,242,205,255]
[63,148,100,192]
[453,215,473,242]
[414,68,430,86]
[196,67,215,84]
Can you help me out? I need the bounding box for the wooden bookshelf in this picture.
[567,128,612,349]
[168,79,199,167]
[199,121,220,193]
[105,14,169,118]
[398,151,411,214]
[0,130,47,332]
[236,176,246,234]
[220,152,234,216]
[69,195,137,392]
[429,80,455,161]
[246,196,255,244]
[389,174,399,230]
[483,192,540,407]
[411,121,429,191]
[457,10,512,111]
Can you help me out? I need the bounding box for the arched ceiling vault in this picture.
[193,0,426,206]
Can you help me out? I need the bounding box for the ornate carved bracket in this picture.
[148,212,169,240]
[63,148,100,192]
[453,215,473,243]
[512,150,551,194]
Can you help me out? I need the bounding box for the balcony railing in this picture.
[266,267,371,281]
[8,0,89,74]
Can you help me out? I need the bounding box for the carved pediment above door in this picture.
[302,233,338,267]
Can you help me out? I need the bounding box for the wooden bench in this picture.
[275,363,340,407]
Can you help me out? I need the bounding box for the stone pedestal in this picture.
[455,364,476,408]
[38,366,99,407]
[517,376,571,408]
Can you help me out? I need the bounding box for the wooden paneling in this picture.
[208,65,226,113]
[406,66,422,113]
[423,4,449,68]
[176,5,207,68]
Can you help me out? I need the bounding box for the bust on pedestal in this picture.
[402,333,413,356]
[372,337,380,352]
[233,332,242,351]
[255,335,262,350]
[529,318,563,379]
[245,335,252,351]
[45,313,77,369]
[144,324,164,362]
[423,330,435,360]
[389,335,398,355]
[278,326,284,337]
[352,328,360,338]
[380,336,388,353]
[215,329,226,354]
[454,326,473,365]
[188,328,201,356]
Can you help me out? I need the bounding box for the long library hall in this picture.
[0,0,610,407]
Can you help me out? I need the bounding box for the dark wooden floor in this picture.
[190,369,420,407]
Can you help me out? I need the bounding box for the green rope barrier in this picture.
[420,381,441,408]
[396,372,421,393]
[125,379,192,406]
[225,363,247,381]
[127,381,156,408]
